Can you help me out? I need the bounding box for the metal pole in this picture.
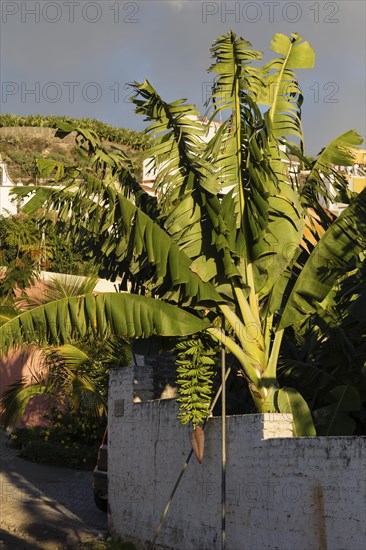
[149,366,232,549]
[221,346,226,550]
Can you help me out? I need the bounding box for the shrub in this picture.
[0,113,151,150]
[9,408,106,470]
[19,439,98,470]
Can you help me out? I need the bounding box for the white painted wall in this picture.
[108,367,366,550]
[0,158,18,215]
[39,270,121,293]
[0,186,18,216]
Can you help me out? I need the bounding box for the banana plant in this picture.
[278,251,366,436]
[3,32,366,436]
[0,275,132,428]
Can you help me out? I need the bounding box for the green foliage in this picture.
[0,214,40,300]
[0,213,99,282]
[19,439,97,469]
[46,406,106,445]
[258,33,315,148]
[279,254,366,435]
[273,387,316,436]
[176,334,219,428]
[7,151,40,179]
[1,31,365,437]
[0,293,210,356]
[280,189,366,329]
[44,338,131,418]
[72,539,137,550]
[10,409,106,469]
[47,230,99,276]
[1,335,131,429]
[0,273,132,429]
[4,150,74,182]
[316,385,361,436]
[0,113,151,150]
[287,130,363,214]
[0,379,46,429]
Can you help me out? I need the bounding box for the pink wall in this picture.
[0,273,106,427]
[0,347,51,426]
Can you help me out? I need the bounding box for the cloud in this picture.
[167,1,185,12]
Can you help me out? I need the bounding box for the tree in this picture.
[0,212,99,292]
[2,32,366,435]
[0,214,41,303]
[279,251,366,435]
[0,275,131,428]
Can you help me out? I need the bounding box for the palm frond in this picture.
[15,275,98,310]
[258,33,315,148]
[280,189,366,328]
[0,379,47,429]
[0,293,211,354]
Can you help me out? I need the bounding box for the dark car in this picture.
[93,428,108,512]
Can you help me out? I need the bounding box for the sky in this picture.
[0,0,365,154]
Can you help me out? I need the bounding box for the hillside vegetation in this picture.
[0,114,150,149]
[0,114,149,184]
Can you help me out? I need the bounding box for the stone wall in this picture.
[108,367,366,550]
[132,351,177,402]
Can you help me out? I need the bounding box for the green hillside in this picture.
[0,114,150,149]
[0,114,149,184]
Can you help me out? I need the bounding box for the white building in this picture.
[0,154,18,216]
[142,117,222,195]
[329,149,366,215]
[142,128,365,218]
